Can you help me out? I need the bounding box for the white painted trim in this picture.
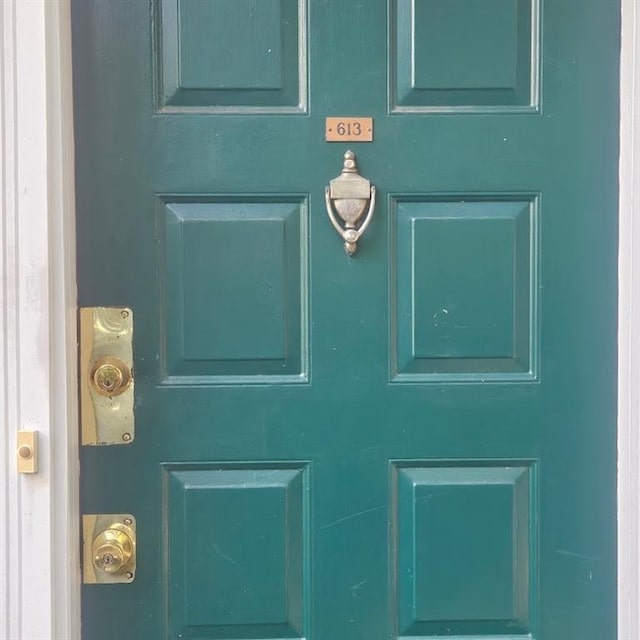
[619,1,640,638]
[0,1,80,638]
[0,1,637,638]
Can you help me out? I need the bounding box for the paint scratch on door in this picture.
[212,541,237,565]
[320,505,385,531]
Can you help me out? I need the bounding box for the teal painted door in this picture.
[73,1,619,639]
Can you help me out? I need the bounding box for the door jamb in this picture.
[0,1,637,638]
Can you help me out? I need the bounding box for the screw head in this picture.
[122,432,132,442]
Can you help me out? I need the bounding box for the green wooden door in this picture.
[73,1,619,638]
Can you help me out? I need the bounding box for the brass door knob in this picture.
[83,514,136,584]
[91,524,134,576]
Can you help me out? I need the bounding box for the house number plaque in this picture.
[326,117,373,142]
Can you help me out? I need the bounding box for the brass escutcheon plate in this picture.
[80,307,134,445]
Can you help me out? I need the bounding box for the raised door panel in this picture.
[391,463,535,638]
[390,197,538,381]
[390,0,539,111]
[164,464,309,639]
[157,0,307,111]
[161,198,308,383]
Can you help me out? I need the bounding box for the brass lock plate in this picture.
[83,514,137,584]
[80,307,134,445]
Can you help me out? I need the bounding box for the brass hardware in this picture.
[91,357,131,397]
[326,117,373,142]
[93,528,133,574]
[83,514,136,584]
[325,150,376,256]
[80,308,134,445]
[16,431,37,474]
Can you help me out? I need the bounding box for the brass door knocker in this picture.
[325,150,376,256]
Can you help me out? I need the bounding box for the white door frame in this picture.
[0,1,79,638]
[618,2,640,636]
[0,1,637,638]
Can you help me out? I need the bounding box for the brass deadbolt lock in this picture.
[90,357,131,397]
[83,515,136,584]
